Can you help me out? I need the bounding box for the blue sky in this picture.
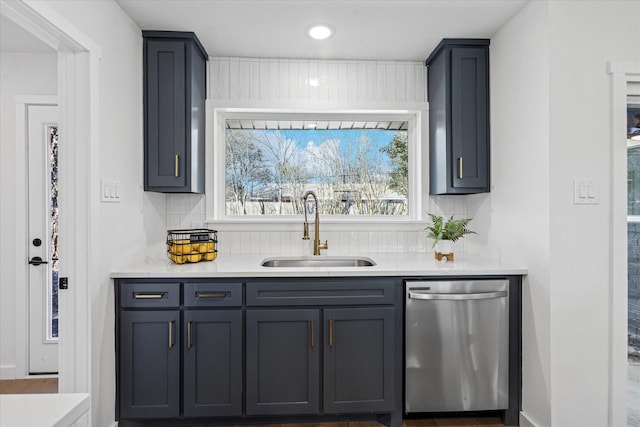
[278,129,398,154]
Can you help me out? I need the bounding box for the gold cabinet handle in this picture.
[175,154,179,177]
[329,319,333,347]
[196,292,226,299]
[168,321,174,348]
[310,320,315,348]
[134,293,164,299]
[458,157,463,179]
[187,321,193,349]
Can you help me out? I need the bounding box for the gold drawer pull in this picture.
[197,292,227,299]
[187,321,193,349]
[458,157,463,179]
[175,154,179,177]
[168,321,174,348]
[329,319,334,347]
[134,293,164,299]
[310,320,315,348]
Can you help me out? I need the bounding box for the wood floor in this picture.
[0,379,505,426]
[0,377,58,394]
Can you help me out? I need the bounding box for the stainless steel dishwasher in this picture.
[405,280,509,413]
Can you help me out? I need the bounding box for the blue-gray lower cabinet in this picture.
[115,280,244,423]
[246,309,321,415]
[246,306,395,416]
[183,310,243,417]
[324,307,395,413]
[115,277,404,427]
[115,276,519,427]
[119,310,181,419]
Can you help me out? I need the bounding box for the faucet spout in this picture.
[302,191,328,256]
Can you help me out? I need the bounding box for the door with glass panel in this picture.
[27,104,59,374]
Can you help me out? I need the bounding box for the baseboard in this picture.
[520,411,539,427]
[0,364,16,379]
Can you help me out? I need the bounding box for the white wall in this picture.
[0,52,58,378]
[483,1,551,425]
[28,2,166,426]
[171,56,474,255]
[547,1,639,426]
[484,1,640,426]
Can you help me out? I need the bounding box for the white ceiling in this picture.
[1,1,529,60]
[116,0,529,62]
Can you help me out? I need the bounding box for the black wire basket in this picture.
[166,229,217,264]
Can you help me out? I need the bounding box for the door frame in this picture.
[14,96,59,377]
[609,60,640,426]
[1,0,101,417]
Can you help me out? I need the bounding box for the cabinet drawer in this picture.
[184,282,242,307]
[120,282,180,308]
[246,280,395,307]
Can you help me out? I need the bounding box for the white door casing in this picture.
[2,2,102,425]
[609,61,640,427]
[27,104,58,374]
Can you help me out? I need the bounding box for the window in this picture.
[209,109,423,223]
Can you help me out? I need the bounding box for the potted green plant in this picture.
[425,213,476,261]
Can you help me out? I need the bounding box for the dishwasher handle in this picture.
[408,290,507,301]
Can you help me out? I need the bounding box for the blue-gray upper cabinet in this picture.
[143,31,207,193]
[427,39,490,194]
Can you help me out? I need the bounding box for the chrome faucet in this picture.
[302,191,328,256]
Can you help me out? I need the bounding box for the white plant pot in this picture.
[436,239,453,253]
[435,239,454,261]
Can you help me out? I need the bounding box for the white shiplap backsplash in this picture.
[166,56,469,254]
[167,194,468,254]
[208,57,426,106]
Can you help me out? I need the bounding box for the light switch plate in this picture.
[573,178,598,205]
[101,179,121,203]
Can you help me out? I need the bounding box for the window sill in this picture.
[205,217,427,232]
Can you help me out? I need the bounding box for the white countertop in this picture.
[111,252,527,278]
[0,393,90,427]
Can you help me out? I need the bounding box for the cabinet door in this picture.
[450,47,489,191]
[145,39,187,190]
[323,307,395,413]
[119,310,180,418]
[246,309,320,415]
[183,310,243,417]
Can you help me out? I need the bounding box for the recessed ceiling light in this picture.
[307,24,334,40]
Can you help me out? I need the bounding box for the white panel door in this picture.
[27,104,59,374]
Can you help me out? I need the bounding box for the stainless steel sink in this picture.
[261,256,376,268]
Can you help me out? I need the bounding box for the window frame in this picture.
[206,107,425,230]
[628,99,640,222]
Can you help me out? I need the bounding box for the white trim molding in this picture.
[206,106,425,227]
[519,412,539,427]
[608,59,640,427]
